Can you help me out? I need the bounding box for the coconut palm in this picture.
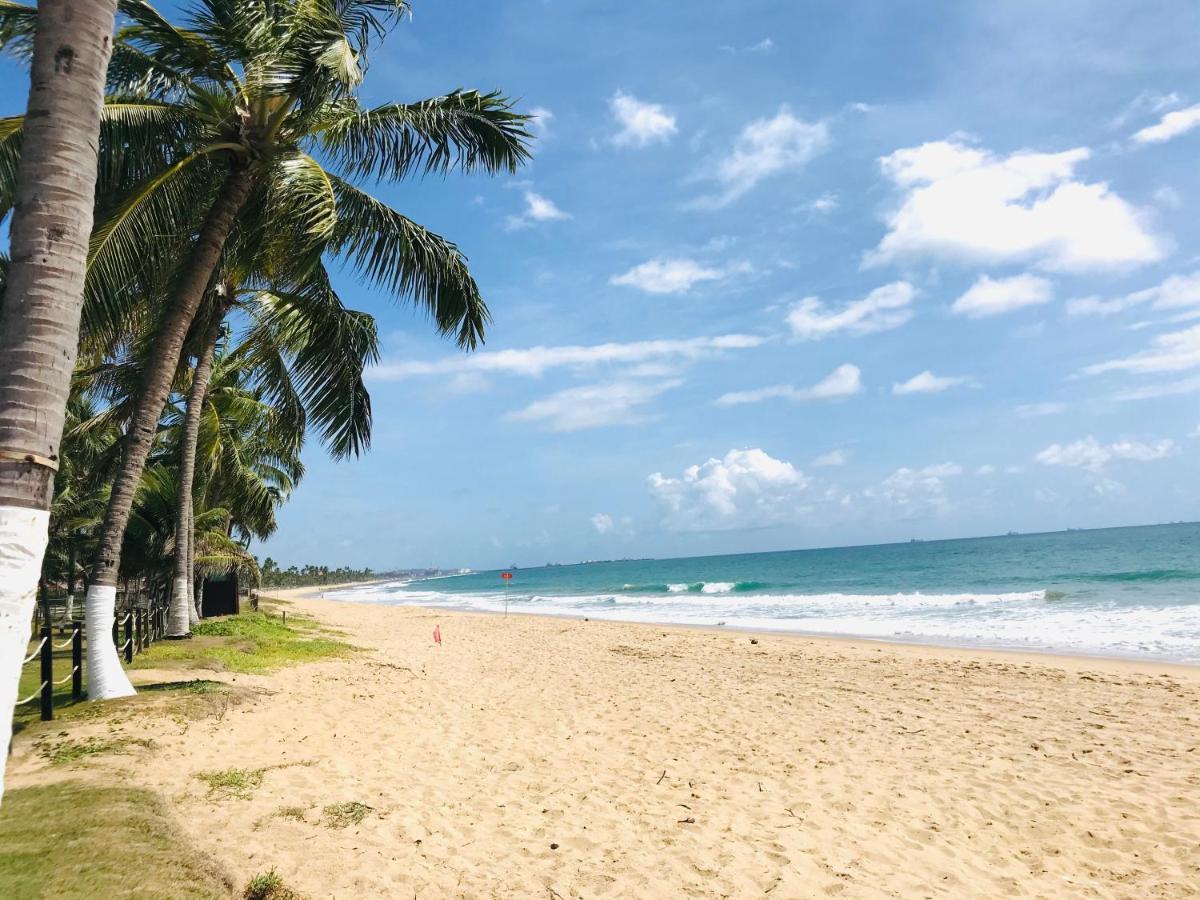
[0,0,120,800]
[164,265,375,634]
[0,0,532,698]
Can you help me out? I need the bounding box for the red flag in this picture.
[433,624,442,646]
[501,571,513,580]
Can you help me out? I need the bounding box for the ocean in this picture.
[329,523,1200,663]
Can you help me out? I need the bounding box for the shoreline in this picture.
[271,582,1200,677]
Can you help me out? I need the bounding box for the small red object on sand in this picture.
[433,624,442,646]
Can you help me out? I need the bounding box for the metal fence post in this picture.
[124,612,133,664]
[39,624,53,722]
[72,621,82,701]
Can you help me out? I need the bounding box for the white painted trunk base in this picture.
[84,585,135,700]
[166,577,191,637]
[64,593,74,621]
[0,506,51,804]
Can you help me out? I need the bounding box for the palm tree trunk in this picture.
[85,166,254,699]
[64,536,77,621]
[0,0,119,803]
[188,498,200,625]
[166,311,223,637]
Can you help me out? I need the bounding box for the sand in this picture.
[9,589,1200,898]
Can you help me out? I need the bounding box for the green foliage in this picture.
[243,869,301,900]
[39,735,154,766]
[259,557,374,587]
[0,781,233,898]
[196,766,266,800]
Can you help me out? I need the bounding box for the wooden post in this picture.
[124,611,133,664]
[71,621,82,701]
[133,609,141,655]
[39,624,53,721]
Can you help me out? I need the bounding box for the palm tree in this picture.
[0,0,120,799]
[164,265,376,635]
[0,0,532,699]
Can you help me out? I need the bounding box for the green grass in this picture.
[274,805,309,822]
[0,781,232,899]
[321,801,373,829]
[195,766,268,800]
[38,735,154,766]
[129,612,353,675]
[242,869,300,900]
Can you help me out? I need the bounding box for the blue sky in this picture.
[12,0,1200,569]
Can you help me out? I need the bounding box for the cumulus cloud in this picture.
[610,91,677,148]
[1082,324,1200,376]
[868,140,1166,272]
[1067,271,1200,318]
[694,107,829,208]
[371,334,765,380]
[811,449,850,467]
[715,363,862,406]
[505,190,570,230]
[506,379,682,431]
[786,281,915,340]
[528,106,554,138]
[865,463,962,514]
[892,370,974,395]
[1132,104,1200,144]
[1035,436,1176,472]
[951,274,1053,318]
[610,257,749,294]
[647,448,810,531]
[591,512,614,534]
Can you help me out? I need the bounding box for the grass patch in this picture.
[196,766,267,800]
[39,735,154,766]
[275,804,309,822]
[130,611,353,675]
[243,869,301,900]
[321,801,373,829]
[0,780,232,899]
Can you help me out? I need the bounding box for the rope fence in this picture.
[18,600,166,722]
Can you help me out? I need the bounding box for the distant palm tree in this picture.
[0,0,532,698]
[0,0,120,799]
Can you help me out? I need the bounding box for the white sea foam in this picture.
[325,583,1200,663]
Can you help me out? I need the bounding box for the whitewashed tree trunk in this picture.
[84,583,134,699]
[187,498,200,626]
[0,0,120,803]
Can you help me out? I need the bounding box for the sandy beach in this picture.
[8,588,1200,898]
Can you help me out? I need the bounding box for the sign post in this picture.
[501,571,513,617]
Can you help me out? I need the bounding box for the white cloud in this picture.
[591,513,614,534]
[506,379,682,432]
[1015,401,1067,417]
[976,464,996,475]
[1113,375,1200,401]
[1132,104,1200,144]
[715,363,861,406]
[610,257,748,294]
[1083,324,1200,376]
[648,448,810,531]
[951,273,1053,318]
[747,38,774,53]
[528,106,554,138]
[866,463,962,514]
[786,281,915,340]
[868,140,1166,272]
[812,449,850,467]
[371,334,766,380]
[1035,436,1176,472]
[1067,271,1200,318]
[610,91,677,148]
[805,192,839,214]
[892,370,974,395]
[1111,91,1182,129]
[694,107,829,208]
[505,190,570,230]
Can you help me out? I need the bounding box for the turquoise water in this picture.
[331,523,1200,662]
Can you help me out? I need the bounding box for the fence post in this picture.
[124,612,133,664]
[135,610,143,655]
[40,624,53,722]
[112,616,118,649]
[72,621,82,702]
